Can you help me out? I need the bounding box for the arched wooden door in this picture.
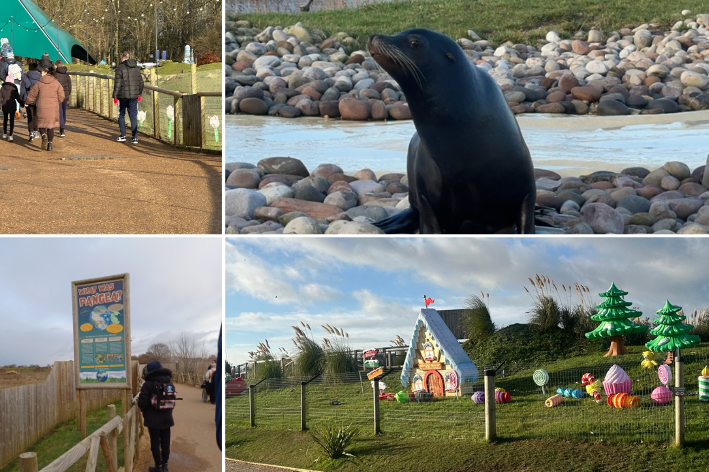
[424,370,444,397]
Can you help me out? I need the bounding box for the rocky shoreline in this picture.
[226,14,709,120]
[225,157,709,234]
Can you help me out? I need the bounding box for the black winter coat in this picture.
[39,53,53,71]
[1,82,23,112]
[55,66,72,99]
[113,59,144,100]
[137,368,175,430]
[20,71,41,102]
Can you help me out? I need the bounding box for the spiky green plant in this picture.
[322,324,357,376]
[310,424,360,459]
[292,323,325,377]
[462,293,496,344]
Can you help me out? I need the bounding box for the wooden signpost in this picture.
[72,274,131,438]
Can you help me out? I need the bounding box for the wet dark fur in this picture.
[368,29,536,234]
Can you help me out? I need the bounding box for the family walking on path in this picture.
[1,42,69,150]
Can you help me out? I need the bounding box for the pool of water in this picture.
[226,111,709,177]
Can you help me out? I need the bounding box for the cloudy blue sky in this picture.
[0,237,222,366]
[225,237,709,365]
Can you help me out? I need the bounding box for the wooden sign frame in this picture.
[72,273,131,390]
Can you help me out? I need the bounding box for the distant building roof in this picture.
[401,308,478,387]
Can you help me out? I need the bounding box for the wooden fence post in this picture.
[19,452,38,472]
[200,96,207,150]
[675,349,684,446]
[99,433,117,472]
[107,405,118,472]
[108,79,114,119]
[77,390,87,439]
[249,385,255,427]
[484,369,496,441]
[76,75,82,108]
[300,382,307,431]
[191,63,197,94]
[373,378,380,435]
[85,435,100,472]
[173,96,181,145]
[124,410,134,472]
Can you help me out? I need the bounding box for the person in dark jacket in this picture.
[1,73,24,141]
[112,51,144,144]
[55,60,72,137]
[21,62,41,141]
[39,52,53,71]
[138,361,174,472]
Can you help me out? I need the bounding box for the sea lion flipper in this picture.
[418,194,442,234]
[373,208,420,233]
[518,193,536,234]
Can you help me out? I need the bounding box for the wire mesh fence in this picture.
[68,70,221,151]
[226,348,709,443]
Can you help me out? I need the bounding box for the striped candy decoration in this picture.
[545,394,563,407]
[591,390,602,403]
[581,373,595,386]
[699,376,709,402]
[495,390,511,404]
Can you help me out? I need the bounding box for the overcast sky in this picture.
[0,237,222,366]
[225,237,709,365]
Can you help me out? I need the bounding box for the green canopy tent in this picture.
[2,0,96,63]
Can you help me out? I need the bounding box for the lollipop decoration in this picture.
[137,109,146,129]
[209,115,220,142]
[166,105,174,138]
[533,369,549,394]
[658,364,672,387]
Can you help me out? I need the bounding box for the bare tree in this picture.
[141,342,172,364]
[169,332,208,380]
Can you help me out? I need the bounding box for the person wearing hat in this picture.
[138,361,174,472]
[1,73,24,141]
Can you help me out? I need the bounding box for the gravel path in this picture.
[0,109,221,234]
[135,384,221,472]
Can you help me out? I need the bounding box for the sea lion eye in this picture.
[410,39,421,49]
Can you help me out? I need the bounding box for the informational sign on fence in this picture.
[674,387,686,396]
[72,274,131,389]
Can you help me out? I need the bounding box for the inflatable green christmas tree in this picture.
[645,300,700,353]
[586,283,648,356]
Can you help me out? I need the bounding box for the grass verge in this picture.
[0,401,125,472]
[234,0,704,47]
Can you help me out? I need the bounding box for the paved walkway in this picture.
[226,458,316,472]
[135,384,221,472]
[0,109,221,234]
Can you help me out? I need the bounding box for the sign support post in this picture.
[72,273,131,430]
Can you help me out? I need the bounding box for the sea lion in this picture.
[368,29,536,233]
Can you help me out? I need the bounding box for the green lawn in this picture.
[226,344,709,470]
[0,402,126,472]
[232,0,703,47]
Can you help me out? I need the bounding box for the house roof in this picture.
[400,308,479,387]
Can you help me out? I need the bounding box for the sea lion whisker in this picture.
[384,44,423,88]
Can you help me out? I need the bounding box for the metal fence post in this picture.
[484,369,496,441]
[675,349,684,446]
[300,382,307,431]
[249,385,255,427]
[373,377,380,435]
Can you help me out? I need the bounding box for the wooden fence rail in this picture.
[0,361,122,470]
[67,69,221,151]
[18,395,143,472]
